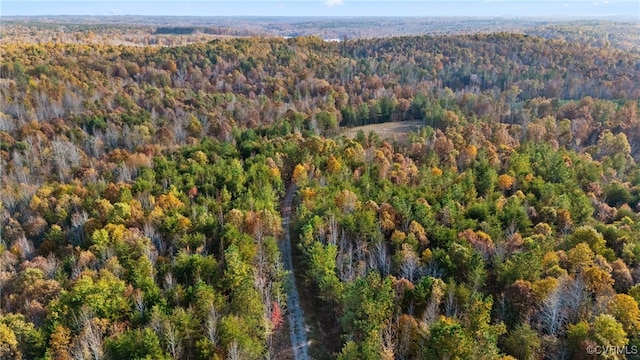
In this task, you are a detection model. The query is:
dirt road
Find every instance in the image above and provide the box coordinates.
[280,184,310,360]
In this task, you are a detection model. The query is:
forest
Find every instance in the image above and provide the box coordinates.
[0,19,640,359]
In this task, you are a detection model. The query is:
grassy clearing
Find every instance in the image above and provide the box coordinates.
[341,120,424,140]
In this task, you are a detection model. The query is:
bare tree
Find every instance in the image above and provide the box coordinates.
[10,150,29,184]
[424,258,443,278]
[444,282,458,318]
[70,339,86,360]
[423,279,445,327]
[327,213,338,246]
[563,275,587,323]
[69,315,104,360]
[71,211,89,245]
[164,320,183,360]
[13,235,35,259]
[134,290,145,318]
[51,139,81,181]
[354,239,368,279]
[337,240,355,282]
[144,221,167,255]
[71,306,93,333]
[227,340,241,360]
[0,114,15,133]
[206,304,219,345]
[105,123,120,149]
[370,240,391,276]
[399,243,419,283]
[84,320,104,360]
[115,162,132,183]
[84,135,105,159]
[164,272,175,292]
[43,254,60,279]
[0,270,13,311]
[538,285,568,336]
[381,322,396,360]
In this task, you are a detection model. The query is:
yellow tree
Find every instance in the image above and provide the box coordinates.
[0,323,19,358]
[608,294,640,337]
[292,164,308,185]
[498,174,516,191]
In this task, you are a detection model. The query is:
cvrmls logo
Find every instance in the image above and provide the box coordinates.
[586,345,639,355]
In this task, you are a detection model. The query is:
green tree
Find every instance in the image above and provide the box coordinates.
[105,327,168,360]
[50,269,130,323]
[306,241,342,301]
[592,314,628,359]
[423,316,473,360]
[567,226,607,255]
[503,323,541,360]
[341,272,394,343]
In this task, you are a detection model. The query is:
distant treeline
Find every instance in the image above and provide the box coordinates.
[154,26,256,37]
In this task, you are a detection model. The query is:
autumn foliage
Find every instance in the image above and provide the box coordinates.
[0,19,639,360]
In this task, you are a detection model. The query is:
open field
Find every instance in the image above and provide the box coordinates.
[341,120,424,139]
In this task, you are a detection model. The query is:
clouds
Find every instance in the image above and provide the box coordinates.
[324,0,344,7]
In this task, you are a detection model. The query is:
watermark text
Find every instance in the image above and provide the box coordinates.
[586,345,638,356]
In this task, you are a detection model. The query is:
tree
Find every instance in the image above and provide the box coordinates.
[4,27,640,360]
[335,189,359,214]
[498,174,516,191]
[316,110,339,135]
[105,328,167,360]
[292,164,308,185]
[0,313,46,359]
[49,325,71,360]
[608,294,640,337]
[51,270,130,324]
[591,314,628,358]
[538,284,568,336]
[423,316,473,360]
[341,272,394,344]
[306,241,342,301]
[223,245,263,321]
[567,226,607,255]
[0,323,19,359]
[463,294,506,359]
[567,320,590,357]
[395,314,419,359]
[70,317,106,360]
[398,243,420,283]
[503,323,541,360]
[610,259,632,292]
[502,280,535,326]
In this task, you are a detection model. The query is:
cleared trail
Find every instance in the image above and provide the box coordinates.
[280,184,310,360]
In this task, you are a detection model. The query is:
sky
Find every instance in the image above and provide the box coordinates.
[1,0,639,19]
